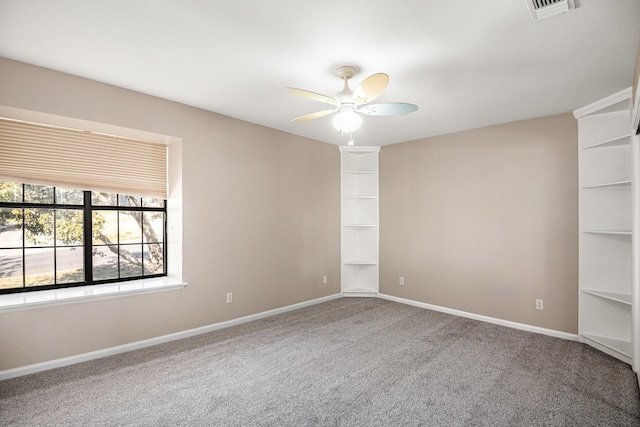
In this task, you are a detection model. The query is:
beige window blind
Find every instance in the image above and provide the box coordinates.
[0,118,167,199]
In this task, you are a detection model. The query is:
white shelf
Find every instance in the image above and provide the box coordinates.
[342,195,378,199]
[341,146,379,296]
[582,230,632,235]
[581,289,632,305]
[582,180,631,189]
[342,287,378,297]
[582,334,632,359]
[343,260,377,265]
[577,90,634,367]
[342,170,377,175]
[580,134,631,150]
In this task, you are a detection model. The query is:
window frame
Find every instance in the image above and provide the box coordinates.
[0,184,167,295]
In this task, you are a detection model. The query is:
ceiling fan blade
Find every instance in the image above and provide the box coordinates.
[286,87,340,106]
[359,102,419,116]
[352,73,389,105]
[291,109,336,123]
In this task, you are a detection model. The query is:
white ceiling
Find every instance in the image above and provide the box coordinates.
[0,0,639,146]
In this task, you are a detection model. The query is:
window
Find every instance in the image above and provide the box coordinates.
[0,181,166,294]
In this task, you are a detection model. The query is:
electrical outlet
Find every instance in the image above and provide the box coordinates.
[323,275,328,284]
[399,276,405,286]
[536,299,543,310]
[226,292,233,303]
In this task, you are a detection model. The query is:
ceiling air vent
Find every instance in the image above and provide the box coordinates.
[525,0,575,21]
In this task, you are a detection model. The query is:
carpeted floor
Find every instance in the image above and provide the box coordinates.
[1,297,639,426]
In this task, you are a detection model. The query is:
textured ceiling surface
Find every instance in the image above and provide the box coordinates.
[1,0,639,146]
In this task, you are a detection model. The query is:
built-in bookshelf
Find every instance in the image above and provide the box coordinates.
[340,146,379,297]
[575,88,633,364]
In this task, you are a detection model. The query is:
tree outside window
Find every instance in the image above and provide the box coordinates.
[0,181,166,292]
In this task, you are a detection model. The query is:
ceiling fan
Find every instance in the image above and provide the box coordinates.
[287,66,418,135]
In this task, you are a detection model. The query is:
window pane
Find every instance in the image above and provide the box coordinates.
[0,208,23,248]
[120,244,142,278]
[143,212,164,243]
[24,209,54,247]
[55,188,84,205]
[118,194,141,207]
[56,246,83,284]
[142,197,164,208]
[24,184,54,204]
[144,243,164,275]
[93,211,118,245]
[91,192,117,206]
[0,248,23,289]
[119,211,142,244]
[93,246,118,281]
[0,181,23,202]
[25,247,54,286]
[0,182,167,292]
[56,210,84,246]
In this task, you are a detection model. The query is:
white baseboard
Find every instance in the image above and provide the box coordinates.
[377,293,579,341]
[0,293,342,381]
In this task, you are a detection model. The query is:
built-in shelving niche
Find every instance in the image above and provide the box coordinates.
[576,90,634,365]
[340,146,380,297]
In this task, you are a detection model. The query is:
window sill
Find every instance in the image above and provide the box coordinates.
[0,277,188,313]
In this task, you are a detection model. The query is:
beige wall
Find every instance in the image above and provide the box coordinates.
[0,56,580,372]
[0,58,341,370]
[379,114,579,333]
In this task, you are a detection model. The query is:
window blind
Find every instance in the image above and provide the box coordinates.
[0,118,167,199]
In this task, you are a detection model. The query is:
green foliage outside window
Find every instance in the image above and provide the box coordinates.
[0,181,165,291]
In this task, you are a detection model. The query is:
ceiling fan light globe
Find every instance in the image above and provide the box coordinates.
[332,110,362,133]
